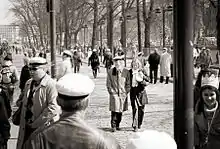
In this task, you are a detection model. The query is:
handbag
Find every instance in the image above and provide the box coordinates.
[12,103,22,126]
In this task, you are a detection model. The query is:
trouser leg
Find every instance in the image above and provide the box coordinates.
[165,76,169,84]
[154,69,158,84]
[149,67,153,83]
[116,112,122,128]
[138,105,145,128]
[111,111,117,128]
[160,76,164,83]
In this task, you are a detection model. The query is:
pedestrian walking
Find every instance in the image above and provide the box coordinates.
[0,55,19,104]
[129,59,148,132]
[57,50,73,80]
[88,49,100,78]
[126,130,177,149]
[0,84,12,149]
[148,48,160,84]
[159,48,172,84]
[23,73,121,149]
[194,69,220,149]
[16,57,60,149]
[106,55,131,132]
[73,50,82,73]
[103,49,114,72]
[19,57,31,92]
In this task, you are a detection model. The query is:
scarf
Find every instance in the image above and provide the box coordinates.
[132,70,143,87]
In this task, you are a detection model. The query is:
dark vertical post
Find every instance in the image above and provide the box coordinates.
[136,0,142,52]
[121,0,127,67]
[162,8,166,47]
[173,0,194,149]
[217,0,220,52]
[100,24,103,62]
[50,0,56,78]
[84,26,86,55]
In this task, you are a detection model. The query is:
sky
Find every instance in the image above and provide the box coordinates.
[0,0,14,25]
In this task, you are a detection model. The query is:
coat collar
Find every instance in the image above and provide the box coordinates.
[26,74,50,87]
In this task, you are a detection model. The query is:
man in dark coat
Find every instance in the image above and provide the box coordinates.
[148,48,160,84]
[103,49,113,72]
[24,73,121,149]
[19,57,31,92]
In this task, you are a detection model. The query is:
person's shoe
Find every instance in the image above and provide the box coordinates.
[116,127,121,131]
[133,127,138,132]
[111,127,116,132]
[138,125,141,129]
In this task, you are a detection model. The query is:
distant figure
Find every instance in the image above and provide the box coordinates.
[23,73,121,149]
[19,57,31,92]
[159,48,172,84]
[73,51,82,73]
[148,48,160,84]
[88,49,100,78]
[103,49,113,72]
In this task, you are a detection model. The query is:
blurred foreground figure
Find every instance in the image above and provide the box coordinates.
[126,130,177,149]
[24,73,121,149]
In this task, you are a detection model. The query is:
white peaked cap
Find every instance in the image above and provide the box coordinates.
[29,57,47,66]
[93,49,97,52]
[56,73,95,97]
[113,55,124,61]
[126,130,177,149]
[63,50,72,57]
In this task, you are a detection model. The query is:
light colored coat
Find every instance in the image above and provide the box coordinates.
[57,58,73,80]
[107,67,131,112]
[16,75,60,149]
[160,52,172,77]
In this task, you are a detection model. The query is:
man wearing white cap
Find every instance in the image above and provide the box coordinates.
[126,130,177,149]
[57,50,73,80]
[107,55,131,132]
[16,57,60,149]
[23,73,121,149]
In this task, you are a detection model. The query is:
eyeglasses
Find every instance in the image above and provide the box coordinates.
[29,67,38,71]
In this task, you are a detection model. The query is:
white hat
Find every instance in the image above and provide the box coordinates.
[56,73,95,98]
[29,57,47,66]
[126,130,177,149]
[113,55,124,61]
[93,49,97,52]
[2,60,12,67]
[138,52,143,56]
[63,50,72,57]
[201,69,219,89]
[106,49,111,52]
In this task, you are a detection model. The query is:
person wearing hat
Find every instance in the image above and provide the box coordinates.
[103,48,114,72]
[16,57,61,149]
[126,130,177,149]
[88,49,100,78]
[194,69,220,149]
[57,50,73,80]
[107,55,131,132]
[159,48,172,84]
[0,54,19,104]
[148,48,160,84]
[23,73,121,149]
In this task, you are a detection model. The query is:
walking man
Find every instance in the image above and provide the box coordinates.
[16,57,60,149]
[148,48,160,84]
[106,55,131,132]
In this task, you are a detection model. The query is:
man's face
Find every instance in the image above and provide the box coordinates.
[114,60,123,70]
[29,66,46,81]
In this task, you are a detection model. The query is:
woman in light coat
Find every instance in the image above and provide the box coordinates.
[159,48,172,84]
[57,50,73,80]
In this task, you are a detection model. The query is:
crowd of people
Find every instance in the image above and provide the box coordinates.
[5,43,220,149]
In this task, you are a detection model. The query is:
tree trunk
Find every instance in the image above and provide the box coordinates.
[143,0,154,56]
[107,0,114,52]
[136,0,141,52]
[217,0,220,52]
[64,0,69,49]
[91,0,98,50]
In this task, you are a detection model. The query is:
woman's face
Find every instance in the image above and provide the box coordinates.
[202,88,217,108]
[132,62,139,70]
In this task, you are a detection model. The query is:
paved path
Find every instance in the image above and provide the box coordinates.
[8,53,173,149]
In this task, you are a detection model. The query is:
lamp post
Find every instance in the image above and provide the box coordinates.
[99,20,105,62]
[155,5,173,47]
[82,24,88,55]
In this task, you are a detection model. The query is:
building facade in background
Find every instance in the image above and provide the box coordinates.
[0,25,20,43]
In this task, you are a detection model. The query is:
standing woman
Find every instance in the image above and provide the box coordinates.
[194,69,220,149]
[88,49,100,78]
[57,50,73,80]
[129,59,148,132]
